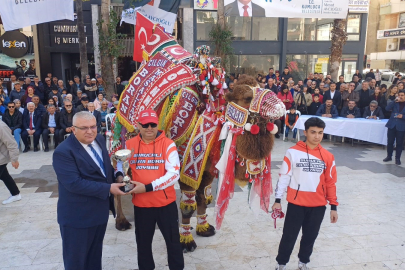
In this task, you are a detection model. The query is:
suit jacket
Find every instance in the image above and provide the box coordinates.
[53,134,121,228]
[22,111,43,131]
[363,106,384,119]
[42,112,61,129]
[89,110,102,133]
[385,101,405,131]
[316,104,339,118]
[60,109,76,130]
[323,90,342,108]
[2,110,23,131]
[224,1,266,17]
[71,83,85,97]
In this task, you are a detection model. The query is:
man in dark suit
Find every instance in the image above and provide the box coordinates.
[225,0,265,17]
[323,82,342,109]
[53,111,126,270]
[384,91,405,165]
[59,101,76,144]
[21,102,43,152]
[71,76,85,97]
[87,102,102,133]
[42,105,61,152]
[316,99,339,118]
[363,100,384,120]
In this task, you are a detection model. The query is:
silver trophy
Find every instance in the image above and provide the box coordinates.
[113,149,134,193]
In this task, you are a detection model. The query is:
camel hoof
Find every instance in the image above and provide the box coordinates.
[196,224,216,237]
[115,219,132,231]
[181,240,197,253]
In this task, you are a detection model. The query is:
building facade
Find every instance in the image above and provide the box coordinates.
[368,0,405,72]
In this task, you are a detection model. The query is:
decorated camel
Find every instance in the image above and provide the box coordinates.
[108,24,286,252]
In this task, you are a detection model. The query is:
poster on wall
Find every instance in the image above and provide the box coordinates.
[399,13,405,28]
[195,0,349,18]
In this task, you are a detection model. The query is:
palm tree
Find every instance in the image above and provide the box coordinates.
[76,0,89,81]
[330,19,348,82]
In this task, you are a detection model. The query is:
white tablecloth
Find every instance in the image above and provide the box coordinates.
[295,115,388,145]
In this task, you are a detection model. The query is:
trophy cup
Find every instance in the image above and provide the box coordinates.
[113,149,134,193]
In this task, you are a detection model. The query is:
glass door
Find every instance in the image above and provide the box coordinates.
[340,61,357,82]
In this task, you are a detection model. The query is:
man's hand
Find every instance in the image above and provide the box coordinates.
[272,202,282,212]
[330,210,338,223]
[49,128,55,134]
[110,183,126,195]
[66,127,71,132]
[101,122,106,127]
[128,181,146,194]
[398,114,403,119]
[28,130,35,135]
[347,115,354,118]
[11,161,19,169]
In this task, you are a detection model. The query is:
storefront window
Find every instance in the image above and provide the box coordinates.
[308,55,330,76]
[252,17,278,41]
[228,55,279,77]
[226,16,252,41]
[347,14,361,41]
[287,18,316,41]
[196,11,217,41]
[316,18,333,41]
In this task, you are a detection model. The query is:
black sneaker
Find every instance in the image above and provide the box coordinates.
[383,157,392,162]
[34,147,39,152]
[275,133,280,139]
[396,159,401,165]
[44,147,49,152]
[23,147,30,153]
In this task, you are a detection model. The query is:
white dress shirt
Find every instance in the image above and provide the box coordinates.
[79,140,105,177]
[330,90,335,99]
[238,0,252,16]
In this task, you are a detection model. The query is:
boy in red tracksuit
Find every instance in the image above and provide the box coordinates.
[126,109,184,270]
[273,117,338,270]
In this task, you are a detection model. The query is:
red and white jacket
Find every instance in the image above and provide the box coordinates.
[275,141,338,210]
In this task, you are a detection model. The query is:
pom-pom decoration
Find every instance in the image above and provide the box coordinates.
[250,124,260,135]
[244,123,252,131]
[266,122,278,135]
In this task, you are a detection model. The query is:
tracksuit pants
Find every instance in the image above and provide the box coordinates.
[134,201,184,270]
[0,164,20,196]
[276,203,326,265]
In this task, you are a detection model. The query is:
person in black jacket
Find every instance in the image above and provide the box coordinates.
[71,76,85,97]
[59,100,76,144]
[87,102,102,133]
[340,101,361,118]
[308,95,321,115]
[363,100,384,120]
[365,69,376,80]
[31,76,45,104]
[21,102,43,152]
[323,82,342,109]
[42,105,61,152]
[2,101,23,148]
[114,76,125,98]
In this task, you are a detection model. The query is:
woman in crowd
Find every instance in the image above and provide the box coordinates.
[67,80,74,94]
[110,101,119,113]
[383,85,398,119]
[370,86,382,105]
[13,99,24,114]
[277,84,294,111]
[47,97,60,112]
[0,99,6,114]
[21,86,35,108]
[294,86,312,115]
[259,77,266,88]
[0,87,10,106]
[94,93,104,111]
[109,94,118,108]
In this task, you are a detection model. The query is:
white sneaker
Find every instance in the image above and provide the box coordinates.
[2,194,22,205]
[275,265,287,270]
[298,261,310,270]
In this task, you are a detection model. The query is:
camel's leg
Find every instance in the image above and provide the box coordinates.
[195,170,216,237]
[115,194,132,231]
[179,182,197,253]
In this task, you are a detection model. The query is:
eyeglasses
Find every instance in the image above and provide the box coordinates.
[74,125,97,131]
[65,105,72,107]
[8,106,14,108]
[139,123,157,129]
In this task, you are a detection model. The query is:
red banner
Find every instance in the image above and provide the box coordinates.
[134,12,154,62]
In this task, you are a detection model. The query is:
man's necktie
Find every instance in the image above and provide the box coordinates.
[29,113,33,130]
[243,5,249,17]
[88,144,106,176]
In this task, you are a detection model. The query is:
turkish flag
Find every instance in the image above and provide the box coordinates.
[134,12,154,62]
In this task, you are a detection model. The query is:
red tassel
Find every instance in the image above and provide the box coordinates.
[251,124,260,135]
[199,74,205,81]
[245,173,249,179]
[266,122,274,132]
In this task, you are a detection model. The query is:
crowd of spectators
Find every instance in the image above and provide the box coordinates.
[0,73,123,153]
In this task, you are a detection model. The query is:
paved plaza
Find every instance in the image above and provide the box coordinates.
[1,139,405,270]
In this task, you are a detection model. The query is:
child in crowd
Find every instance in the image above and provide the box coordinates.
[284,107,299,142]
[309,94,322,115]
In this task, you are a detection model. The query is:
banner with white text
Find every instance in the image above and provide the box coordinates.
[0,0,74,32]
[195,0,349,19]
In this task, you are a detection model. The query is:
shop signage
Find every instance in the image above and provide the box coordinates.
[377,28,405,39]
[348,0,369,14]
[0,31,29,58]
